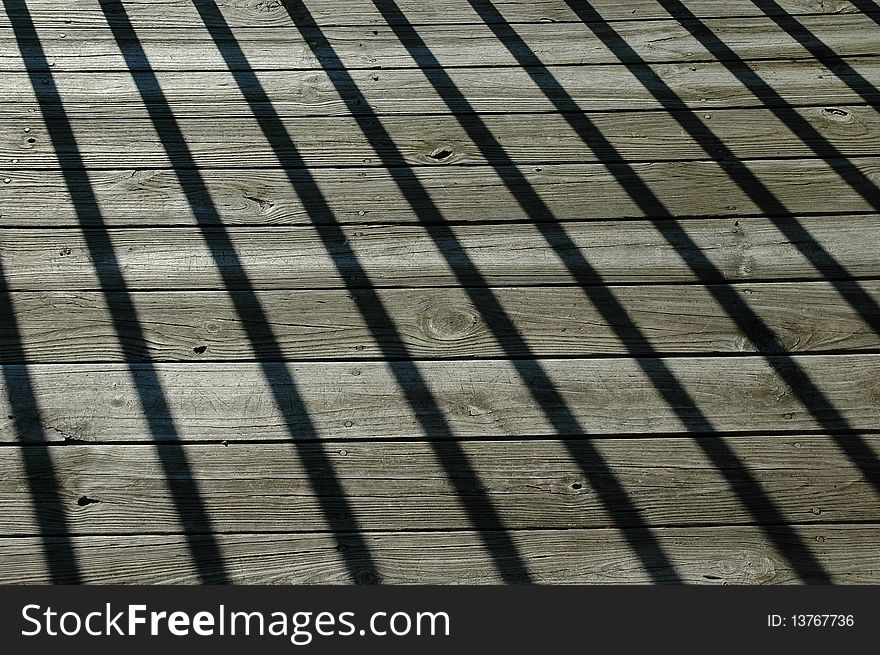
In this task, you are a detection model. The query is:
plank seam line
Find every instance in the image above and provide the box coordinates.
[3,429,877,448]
[6,429,880,448]
[4,277,880,293]
[2,11,876,29]
[4,352,875,364]
[8,153,880,173]
[3,210,878,230]
[12,100,880,118]
[14,151,880,172]
[7,52,880,73]
[3,350,880,367]
[5,280,877,291]
[1,521,878,540]
[10,52,880,73]
[0,9,876,28]
[9,101,878,116]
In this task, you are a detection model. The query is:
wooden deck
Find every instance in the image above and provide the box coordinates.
[0,0,879,584]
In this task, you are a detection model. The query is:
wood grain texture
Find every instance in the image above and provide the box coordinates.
[3,158,880,226]
[5,106,880,169]
[1,435,876,535]
[0,524,877,583]
[1,355,877,443]
[2,282,877,363]
[0,0,864,29]
[5,58,879,118]
[1,0,879,587]
[2,15,878,72]
[1,216,877,290]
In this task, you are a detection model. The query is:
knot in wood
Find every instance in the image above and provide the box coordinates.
[420,304,479,341]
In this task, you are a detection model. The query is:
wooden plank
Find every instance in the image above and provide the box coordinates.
[1,216,877,290]
[5,58,880,118]
[1,435,876,535]
[1,15,877,72]
[0,0,865,29]
[1,355,876,442]
[0,524,877,583]
[3,159,880,226]
[6,107,879,169]
[2,282,877,363]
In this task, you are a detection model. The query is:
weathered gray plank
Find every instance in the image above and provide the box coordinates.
[1,216,877,290]
[2,282,877,363]
[1,435,876,535]
[5,58,879,118]
[1,355,876,442]
[1,15,877,71]
[0,0,864,29]
[1,524,877,583]
[3,159,880,226]
[6,107,878,169]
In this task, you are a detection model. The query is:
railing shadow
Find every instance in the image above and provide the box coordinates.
[0,261,81,583]
[552,0,880,489]
[7,0,871,584]
[746,0,880,107]
[4,0,229,584]
[648,0,880,332]
[95,0,388,585]
[353,0,868,582]
[189,0,688,582]
[848,0,880,25]
[209,0,735,582]
[460,0,880,505]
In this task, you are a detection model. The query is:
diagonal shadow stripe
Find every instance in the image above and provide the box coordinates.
[4,0,229,584]
[554,0,880,492]
[462,0,880,538]
[746,0,880,106]
[847,1,880,26]
[362,0,847,582]
[0,261,81,583]
[650,0,880,335]
[97,0,385,584]
[179,0,542,583]
[232,0,693,582]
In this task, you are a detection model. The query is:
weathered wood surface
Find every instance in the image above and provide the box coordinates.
[1,0,879,586]
[5,58,880,117]
[1,355,877,443]
[2,282,877,363]
[5,107,879,169]
[3,158,880,226]
[1,524,877,584]
[1,216,877,290]
[0,0,865,29]
[1,436,876,534]
[2,15,879,72]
